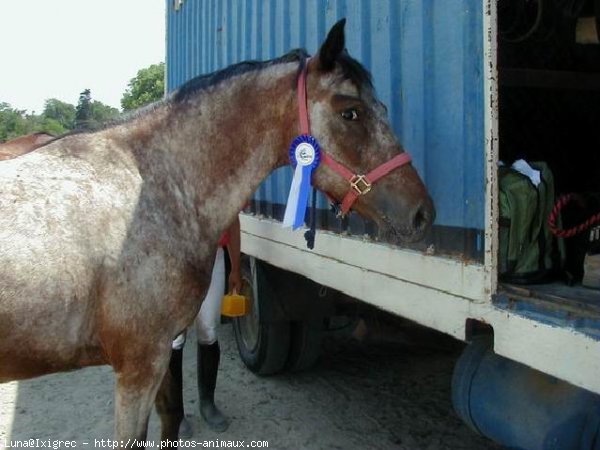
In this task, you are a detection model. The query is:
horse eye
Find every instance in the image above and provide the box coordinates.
[341,108,359,121]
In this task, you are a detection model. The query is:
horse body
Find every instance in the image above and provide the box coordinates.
[1,63,300,439]
[0,21,434,444]
[0,136,144,379]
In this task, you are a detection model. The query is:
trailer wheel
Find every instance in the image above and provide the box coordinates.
[232,256,290,375]
[286,320,322,372]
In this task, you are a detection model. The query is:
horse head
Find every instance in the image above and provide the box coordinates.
[305,20,435,243]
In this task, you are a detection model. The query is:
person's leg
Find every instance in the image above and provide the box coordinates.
[169,330,194,439]
[155,331,192,439]
[195,248,229,432]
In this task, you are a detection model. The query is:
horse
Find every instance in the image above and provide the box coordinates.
[0,131,55,161]
[0,20,434,445]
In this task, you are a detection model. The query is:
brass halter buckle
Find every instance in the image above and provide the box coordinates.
[349,175,372,195]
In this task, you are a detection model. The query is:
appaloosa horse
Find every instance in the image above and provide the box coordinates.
[0,131,55,161]
[0,20,434,445]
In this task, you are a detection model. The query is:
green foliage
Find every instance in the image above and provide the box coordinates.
[0,103,57,141]
[43,99,76,131]
[121,63,165,111]
[1,64,161,141]
[90,101,119,126]
[0,102,30,141]
[75,89,93,130]
[39,117,67,136]
[74,89,119,130]
[1,96,119,143]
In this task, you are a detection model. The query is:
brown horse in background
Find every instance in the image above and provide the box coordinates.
[0,131,55,161]
[0,20,434,446]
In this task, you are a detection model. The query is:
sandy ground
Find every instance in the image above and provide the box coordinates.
[0,322,499,450]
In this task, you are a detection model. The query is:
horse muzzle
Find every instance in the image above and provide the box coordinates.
[363,186,435,244]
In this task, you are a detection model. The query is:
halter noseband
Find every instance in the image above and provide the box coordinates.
[296,58,412,215]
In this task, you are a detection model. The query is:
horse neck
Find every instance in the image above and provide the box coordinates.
[120,63,299,248]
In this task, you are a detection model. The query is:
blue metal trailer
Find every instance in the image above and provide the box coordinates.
[166,1,600,447]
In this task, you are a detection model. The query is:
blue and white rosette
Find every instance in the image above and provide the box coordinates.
[282,134,321,230]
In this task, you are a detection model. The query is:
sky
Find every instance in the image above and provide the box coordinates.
[0,0,165,114]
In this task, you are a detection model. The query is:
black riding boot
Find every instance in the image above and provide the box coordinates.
[197,341,230,432]
[172,348,194,438]
[156,347,192,439]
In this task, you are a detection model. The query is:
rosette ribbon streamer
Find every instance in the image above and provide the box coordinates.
[282,135,321,229]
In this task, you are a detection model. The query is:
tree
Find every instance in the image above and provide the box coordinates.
[43,99,76,131]
[0,102,31,142]
[38,117,67,136]
[121,63,165,111]
[90,101,119,127]
[0,101,74,140]
[75,89,93,130]
[1,91,119,142]
[74,89,119,130]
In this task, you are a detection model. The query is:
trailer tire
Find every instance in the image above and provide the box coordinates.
[232,256,290,375]
[286,320,322,372]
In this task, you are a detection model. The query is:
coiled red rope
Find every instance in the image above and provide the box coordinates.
[548,193,600,238]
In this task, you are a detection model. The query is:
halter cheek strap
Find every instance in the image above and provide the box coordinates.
[297,59,412,215]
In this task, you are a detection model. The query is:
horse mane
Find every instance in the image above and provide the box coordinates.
[172,47,373,104]
[37,47,373,149]
[172,49,310,103]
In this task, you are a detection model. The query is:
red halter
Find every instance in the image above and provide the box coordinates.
[296,59,412,215]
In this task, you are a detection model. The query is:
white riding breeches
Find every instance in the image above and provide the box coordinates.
[172,247,225,349]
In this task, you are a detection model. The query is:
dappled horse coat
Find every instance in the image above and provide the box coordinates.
[0,20,434,445]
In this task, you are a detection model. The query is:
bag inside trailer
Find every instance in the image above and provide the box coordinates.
[497,0,600,316]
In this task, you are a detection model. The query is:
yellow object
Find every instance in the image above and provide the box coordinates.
[221,293,250,317]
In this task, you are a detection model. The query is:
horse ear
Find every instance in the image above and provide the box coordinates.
[317,18,346,72]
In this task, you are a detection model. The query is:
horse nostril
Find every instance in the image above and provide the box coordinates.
[412,203,432,232]
[413,208,426,231]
